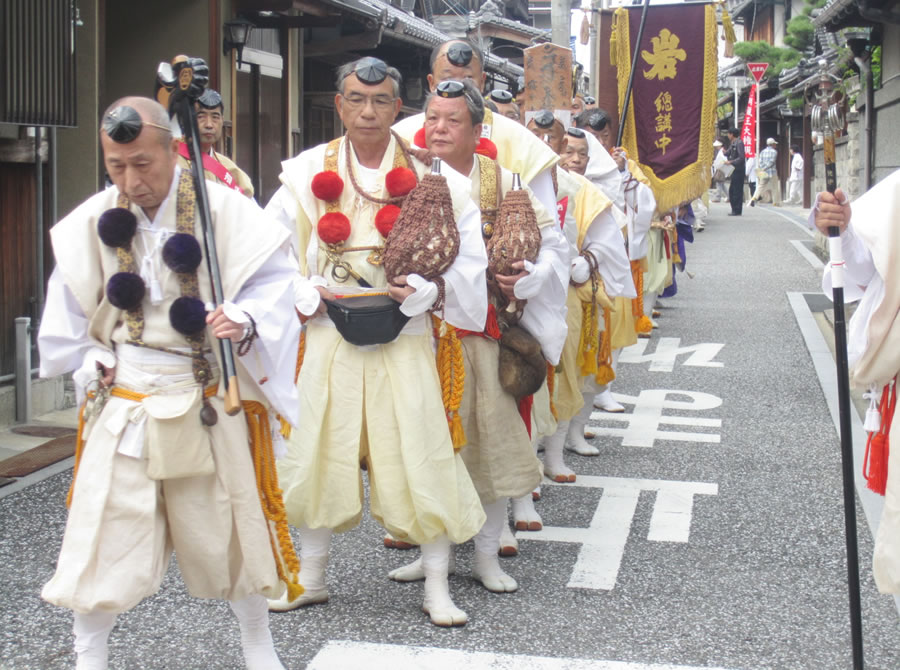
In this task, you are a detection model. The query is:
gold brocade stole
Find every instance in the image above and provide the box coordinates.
[115,170,212,385]
[477,153,501,238]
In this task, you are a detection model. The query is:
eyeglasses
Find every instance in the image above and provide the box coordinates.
[436,80,465,98]
[341,93,397,110]
[490,89,512,103]
[566,127,586,139]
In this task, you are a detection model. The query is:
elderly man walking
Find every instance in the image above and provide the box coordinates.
[750,137,781,206]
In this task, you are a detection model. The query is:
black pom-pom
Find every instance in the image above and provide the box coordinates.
[98,208,138,248]
[106,272,145,310]
[170,296,208,335]
[162,233,203,274]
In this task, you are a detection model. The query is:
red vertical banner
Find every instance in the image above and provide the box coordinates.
[741,84,756,159]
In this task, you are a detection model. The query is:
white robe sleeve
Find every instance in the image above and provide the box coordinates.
[527,167,558,227]
[820,223,877,302]
[437,200,488,331]
[517,221,570,365]
[228,242,301,425]
[38,267,117,405]
[583,209,635,299]
[625,179,656,260]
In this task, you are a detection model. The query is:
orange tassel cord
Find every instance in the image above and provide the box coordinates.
[433,315,467,450]
[595,307,616,385]
[578,299,599,377]
[631,259,653,334]
[294,330,306,384]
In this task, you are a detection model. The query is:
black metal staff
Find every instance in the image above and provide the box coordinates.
[615,0,652,147]
[165,58,242,416]
[813,57,864,670]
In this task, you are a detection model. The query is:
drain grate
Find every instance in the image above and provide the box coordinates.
[10,425,77,439]
[0,435,76,478]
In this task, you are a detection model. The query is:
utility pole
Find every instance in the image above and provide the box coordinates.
[551,0,570,48]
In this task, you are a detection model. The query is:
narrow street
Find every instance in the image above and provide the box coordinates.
[2,202,899,670]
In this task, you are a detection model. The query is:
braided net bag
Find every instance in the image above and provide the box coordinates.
[383,160,460,284]
[486,175,541,319]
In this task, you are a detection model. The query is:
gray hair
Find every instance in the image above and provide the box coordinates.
[335,59,402,98]
[423,78,485,127]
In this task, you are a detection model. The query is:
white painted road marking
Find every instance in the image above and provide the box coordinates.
[619,338,725,372]
[522,476,718,590]
[589,390,722,447]
[306,640,737,669]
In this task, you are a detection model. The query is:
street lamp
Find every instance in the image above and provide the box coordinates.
[223,18,254,68]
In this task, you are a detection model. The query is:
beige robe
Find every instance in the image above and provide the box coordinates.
[41,176,291,613]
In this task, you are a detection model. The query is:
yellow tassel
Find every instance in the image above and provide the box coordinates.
[433,315,466,450]
[596,364,616,386]
[287,580,305,602]
[578,300,599,377]
[66,401,88,508]
[449,412,467,451]
[610,30,617,67]
[294,330,306,384]
[278,415,291,440]
[547,361,558,421]
[636,315,653,334]
[721,3,737,46]
[595,307,616,385]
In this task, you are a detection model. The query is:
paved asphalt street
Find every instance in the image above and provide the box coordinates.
[2,201,899,669]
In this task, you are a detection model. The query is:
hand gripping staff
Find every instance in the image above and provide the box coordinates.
[157,57,241,416]
[812,57,864,670]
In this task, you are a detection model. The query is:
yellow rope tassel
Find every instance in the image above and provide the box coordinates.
[243,400,303,602]
[720,2,736,57]
[66,401,88,508]
[595,308,616,385]
[294,330,306,385]
[547,361,558,421]
[577,300,599,377]
[433,315,466,450]
[609,18,617,66]
[631,259,653,334]
[277,415,291,440]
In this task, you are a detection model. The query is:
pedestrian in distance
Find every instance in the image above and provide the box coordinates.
[787,144,804,205]
[724,127,745,216]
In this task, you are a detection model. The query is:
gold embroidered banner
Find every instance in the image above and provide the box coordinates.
[612,3,718,213]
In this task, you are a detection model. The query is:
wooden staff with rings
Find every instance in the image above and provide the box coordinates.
[812,57,864,670]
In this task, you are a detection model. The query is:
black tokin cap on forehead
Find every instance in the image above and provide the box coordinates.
[446,42,474,66]
[354,57,388,85]
[490,89,513,103]
[198,88,223,109]
[533,110,556,129]
[103,106,144,144]
[436,80,465,98]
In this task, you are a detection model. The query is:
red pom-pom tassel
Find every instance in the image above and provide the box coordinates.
[476,138,498,160]
[375,205,401,238]
[385,167,417,198]
[311,171,344,201]
[317,212,351,245]
[413,127,426,148]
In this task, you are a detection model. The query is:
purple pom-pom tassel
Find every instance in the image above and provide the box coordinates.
[170,296,208,335]
[106,272,145,310]
[98,208,138,248]
[162,233,203,274]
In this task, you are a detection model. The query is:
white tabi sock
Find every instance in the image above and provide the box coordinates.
[472,498,518,592]
[542,421,576,482]
[566,392,600,456]
[421,536,467,627]
[388,548,456,582]
[230,595,285,670]
[593,351,624,413]
[73,610,116,670]
[268,526,331,612]
[498,519,519,555]
[511,491,542,530]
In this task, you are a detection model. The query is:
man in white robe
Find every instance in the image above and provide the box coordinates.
[265,57,487,627]
[38,97,299,670]
[813,177,900,594]
[387,79,566,593]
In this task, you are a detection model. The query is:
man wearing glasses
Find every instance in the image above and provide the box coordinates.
[264,57,487,628]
